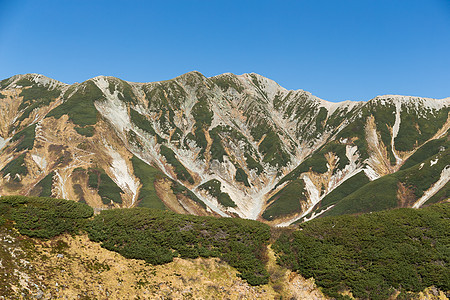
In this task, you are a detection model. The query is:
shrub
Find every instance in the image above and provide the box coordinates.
[87,208,271,285]
[273,204,450,299]
[0,196,93,239]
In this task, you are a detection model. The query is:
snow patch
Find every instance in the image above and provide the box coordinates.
[391,101,403,165]
[31,154,47,171]
[319,99,360,117]
[93,77,131,133]
[413,165,450,208]
[302,174,320,208]
[0,137,10,151]
[364,165,381,181]
[105,144,139,207]
[302,205,335,223]
[430,158,438,166]
[54,170,68,200]
[373,95,450,111]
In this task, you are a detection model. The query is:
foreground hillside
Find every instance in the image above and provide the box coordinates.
[0,196,448,299]
[0,73,448,224]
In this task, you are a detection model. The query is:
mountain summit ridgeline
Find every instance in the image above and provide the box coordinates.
[0,72,448,225]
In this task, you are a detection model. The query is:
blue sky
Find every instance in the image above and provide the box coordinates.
[0,0,449,102]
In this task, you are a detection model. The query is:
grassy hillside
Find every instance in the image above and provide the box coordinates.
[274,203,450,300]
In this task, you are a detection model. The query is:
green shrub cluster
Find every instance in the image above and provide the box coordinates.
[74,126,95,137]
[273,204,450,299]
[34,172,54,197]
[160,145,194,184]
[315,107,328,130]
[313,144,449,218]
[425,181,449,206]
[129,108,164,143]
[88,168,123,204]
[211,75,244,93]
[130,155,166,209]
[262,178,306,221]
[10,124,36,151]
[235,167,250,187]
[87,208,271,285]
[198,179,236,208]
[17,80,60,102]
[170,127,183,142]
[171,181,207,209]
[258,130,290,168]
[295,171,370,223]
[275,140,349,189]
[245,153,263,175]
[395,108,448,152]
[117,80,137,104]
[192,96,213,128]
[47,81,102,126]
[15,81,61,125]
[0,153,28,181]
[400,137,448,171]
[209,127,227,162]
[0,195,93,239]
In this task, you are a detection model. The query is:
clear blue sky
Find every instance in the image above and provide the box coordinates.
[0,0,449,102]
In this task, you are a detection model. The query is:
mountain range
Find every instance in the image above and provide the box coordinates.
[0,72,448,225]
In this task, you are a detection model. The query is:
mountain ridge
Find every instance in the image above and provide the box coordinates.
[6,71,450,103]
[0,71,448,224]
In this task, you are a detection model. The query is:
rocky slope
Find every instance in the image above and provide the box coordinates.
[0,72,448,224]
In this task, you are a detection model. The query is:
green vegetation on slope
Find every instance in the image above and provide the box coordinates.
[262,179,306,221]
[273,203,450,300]
[87,208,270,286]
[15,82,61,126]
[198,179,236,208]
[88,168,123,205]
[321,174,399,218]
[235,167,250,187]
[74,126,95,137]
[160,145,194,184]
[209,127,227,162]
[47,81,102,126]
[371,102,397,165]
[250,123,290,168]
[245,153,263,175]
[1,195,448,295]
[321,171,370,208]
[171,181,207,209]
[296,171,371,223]
[1,153,28,181]
[131,155,166,210]
[276,141,350,189]
[425,181,449,206]
[10,124,36,151]
[34,172,54,197]
[319,146,449,218]
[129,108,164,143]
[400,137,448,170]
[0,196,93,239]
[395,107,448,152]
[210,75,244,93]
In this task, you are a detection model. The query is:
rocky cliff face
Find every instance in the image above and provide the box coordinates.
[0,72,448,224]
